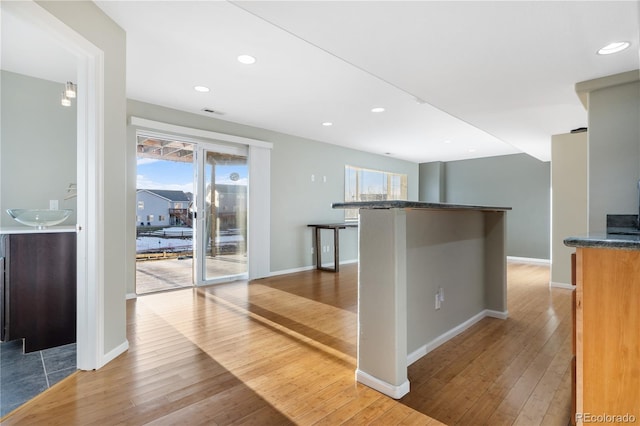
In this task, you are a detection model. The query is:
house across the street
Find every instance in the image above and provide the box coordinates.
[136,189,192,227]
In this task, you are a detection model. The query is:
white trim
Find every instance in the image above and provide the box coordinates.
[355,369,410,399]
[130,117,273,150]
[126,293,138,300]
[4,0,107,372]
[549,281,576,290]
[407,309,508,366]
[269,265,316,277]
[268,258,358,278]
[100,340,129,367]
[507,256,550,265]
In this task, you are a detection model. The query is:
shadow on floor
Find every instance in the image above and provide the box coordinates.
[0,340,76,417]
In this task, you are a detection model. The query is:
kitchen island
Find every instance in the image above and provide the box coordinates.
[332,201,511,398]
[564,232,640,423]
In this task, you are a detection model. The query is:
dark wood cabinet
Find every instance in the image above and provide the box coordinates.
[1,232,76,352]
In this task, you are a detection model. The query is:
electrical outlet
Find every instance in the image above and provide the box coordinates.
[49,200,59,210]
[435,293,441,310]
[438,287,444,302]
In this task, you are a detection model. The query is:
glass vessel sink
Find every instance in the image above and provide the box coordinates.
[6,209,73,229]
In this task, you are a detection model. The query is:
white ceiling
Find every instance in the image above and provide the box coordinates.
[1,8,77,84]
[4,1,640,163]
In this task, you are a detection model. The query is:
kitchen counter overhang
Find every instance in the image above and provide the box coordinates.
[332,200,511,212]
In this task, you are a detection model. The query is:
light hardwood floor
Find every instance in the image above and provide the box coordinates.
[2,262,571,425]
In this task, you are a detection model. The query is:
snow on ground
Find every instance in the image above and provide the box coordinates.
[136,227,243,253]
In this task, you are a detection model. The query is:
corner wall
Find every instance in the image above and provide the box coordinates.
[37,0,128,360]
[551,132,587,286]
[421,153,550,260]
[586,79,640,231]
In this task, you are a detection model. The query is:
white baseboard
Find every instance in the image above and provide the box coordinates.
[507,256,550,265]
[549,281,576,290]
[355,369,410,399]
[407,308,508,366]
[269,265,315,277]
[99,339,129,369]
[269,258,358,277]
[126,292,137,300]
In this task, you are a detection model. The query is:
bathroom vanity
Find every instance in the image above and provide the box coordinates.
[1,227,76,352]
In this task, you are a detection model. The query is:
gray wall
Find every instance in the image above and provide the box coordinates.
[0,71,77,227]
[127,100,419,293]
[423,153,550,260]
[551,132,587,286]
[587,80,640,231]
[418,161,445,203]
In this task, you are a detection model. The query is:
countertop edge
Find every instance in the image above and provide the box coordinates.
[0,225,77,235]
[332,201,511,211]
[564,235,640,250]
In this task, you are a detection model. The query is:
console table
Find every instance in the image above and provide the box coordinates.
[307,222,358,272]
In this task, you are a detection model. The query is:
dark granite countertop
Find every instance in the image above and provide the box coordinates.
[564,232,640,250]
[331,200,511,212]
[566,214,640,250]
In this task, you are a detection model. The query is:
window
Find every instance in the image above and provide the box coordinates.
[344,165,407,220]
[138,201,144,210]
[158,215,165,222]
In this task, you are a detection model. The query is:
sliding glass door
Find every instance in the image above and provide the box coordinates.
[195,144,248,285]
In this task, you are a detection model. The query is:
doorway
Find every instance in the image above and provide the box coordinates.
[135,134,248,294]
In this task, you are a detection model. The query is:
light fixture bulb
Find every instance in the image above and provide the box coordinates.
[194,85,210,93]
[371,107,385,113]
[322,122,333,126]
[597,41,630,55]
[61,92,71,107]
[65,81,77,98]
[237,54,256,65]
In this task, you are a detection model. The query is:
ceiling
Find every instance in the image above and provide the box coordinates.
[4,2,639,163]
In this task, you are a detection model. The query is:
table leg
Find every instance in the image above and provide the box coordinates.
[315,227,322,270]
[333,227,340,272]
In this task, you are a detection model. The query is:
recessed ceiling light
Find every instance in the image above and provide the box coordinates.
[322,122,333,126]
[597,41,630,55]
[237,54,256,65]
[371,107,385,113]
[468,148,477,153]
[194,85,210,93]
[443,140,452,144]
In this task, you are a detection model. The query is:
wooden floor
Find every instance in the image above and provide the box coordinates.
[2,262,571,425]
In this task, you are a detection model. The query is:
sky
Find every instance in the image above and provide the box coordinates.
[137,158,248,193]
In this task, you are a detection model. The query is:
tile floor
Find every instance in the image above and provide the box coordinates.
[0,340,76,417]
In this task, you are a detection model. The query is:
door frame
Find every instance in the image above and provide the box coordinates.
[195,143,249,286]
[130,117,273,281]
[5,1,105,370]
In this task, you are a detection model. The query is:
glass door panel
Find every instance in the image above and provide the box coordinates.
[196,146,248,285]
